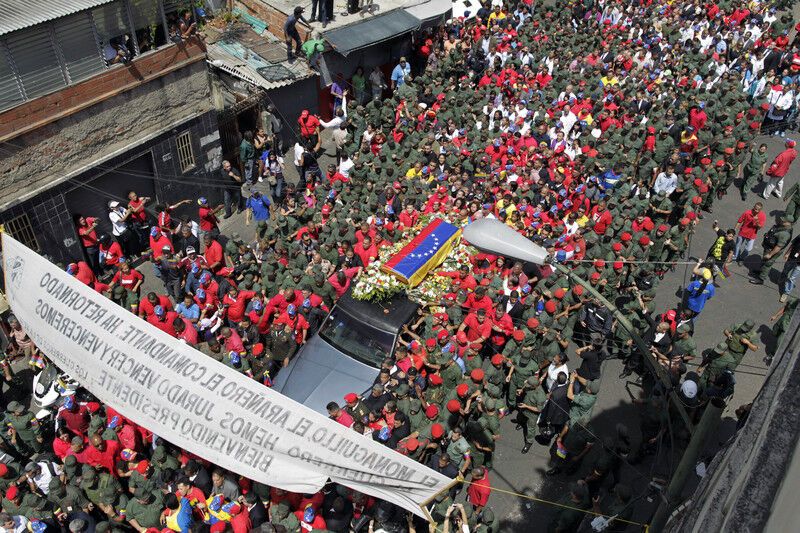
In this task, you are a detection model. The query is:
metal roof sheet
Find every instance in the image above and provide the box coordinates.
[323,9,419,56]
[0,0,115,36]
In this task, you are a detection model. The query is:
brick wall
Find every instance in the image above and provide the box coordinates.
[235,0,311,40]
[0,37,208,142]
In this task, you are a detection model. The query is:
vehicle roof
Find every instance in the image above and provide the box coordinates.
[335,290,420,333]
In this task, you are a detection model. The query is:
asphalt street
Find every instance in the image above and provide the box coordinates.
[4,130,793,531]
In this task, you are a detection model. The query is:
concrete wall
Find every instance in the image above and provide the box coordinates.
[235,0,311,40]
[0,39,211,211]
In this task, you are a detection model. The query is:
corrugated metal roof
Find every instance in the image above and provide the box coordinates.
[206,41,316,91]
[0,0,114,36]
[323,9,419,56]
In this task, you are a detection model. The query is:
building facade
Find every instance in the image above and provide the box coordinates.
[0,0,223,264]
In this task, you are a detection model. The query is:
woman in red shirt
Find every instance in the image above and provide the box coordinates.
[74,214,101,274]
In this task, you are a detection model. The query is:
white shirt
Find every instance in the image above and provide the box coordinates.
[338,157,354,178]
[108,207,128,236]
[546,363,569,390]
[293,142,304,166]
[0,515,28,533]
[653,172,678,195]
[28,461,62,494]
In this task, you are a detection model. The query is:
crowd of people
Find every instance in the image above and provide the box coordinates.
[3,0,800,532]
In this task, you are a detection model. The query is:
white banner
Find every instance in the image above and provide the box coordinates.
[2,234,450,517]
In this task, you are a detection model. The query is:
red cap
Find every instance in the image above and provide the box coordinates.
[470,369,485,382]
[456,331,468,344]
[693,178,703,187]
[425,338,437,348]
[393,181,402,190]
[658,224,669,232]
[572,285,584,295]
[679,217,690,226]
[513,329,525,341]
[684,167,694,175]
[687,212,697,221]
[545,300,557,313]
[750,121,760,130]
[6,486,18,500]
[431,423,445,438]
[643,219,654,231]
[425,405,439,418]
[593,259,606,268]
[136,460,150,475]
[700,157,711,165]
[456,383,469,397]
[429,374,443,386]
[787,140,797,148]
[760,103,770,111]
[447,399,462,413]
[438,185,447,194]
[590,272,601,280]
[0,464,7,477]
[692,196,702,205]
[321,204,332,215]
[491,354,504,365]
[252,343,264,356]
[554,288,566,299]
[437,329,449,341]
[737,141,747,149]
[621,232,632,242]
[344,393,358,403]
[405,437,419,451]
[526,317,539,329]
[612,242,622,251]
[613,261,624,270]
[639,236,651,245]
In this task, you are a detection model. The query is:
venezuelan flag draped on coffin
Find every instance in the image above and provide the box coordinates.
[381,218,462,287]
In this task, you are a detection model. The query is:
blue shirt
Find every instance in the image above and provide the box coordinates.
[686,280,715,313]
[247,195,271,221]
[176,302,200,321]
[391,63,410,86]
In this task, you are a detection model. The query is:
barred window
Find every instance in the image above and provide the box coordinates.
[176,131,195,173]
[4,214,39,251]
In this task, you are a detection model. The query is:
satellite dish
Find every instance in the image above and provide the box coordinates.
[462,218,549,266]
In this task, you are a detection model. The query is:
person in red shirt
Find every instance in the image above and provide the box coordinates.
[198,197,219,234]
[74,214,101,274]
[274,304,310,345]
[590,200,613,235]
[220,327,245,355]
[127,191,149,224]
[174,317,199,346]
[298,110,321,146]
[437,265,478,291]
[326,402,354,428]
[176,476,209,521]
[223,287,255,325]
[764,139,798,199]
[458,309,493,345]
[147,305,179,336]
[263,287,303,321]
[57,396,90,437]
[67,261,96,287]
[149,227,173,260]
[489,306,514,351]
[203,234,226,274]
[139,292,173,319]
[85,433,121,476]
[466,466,491,512]
[109,260,144,294]
[99,234,124,271]
[353,236,378,267]
[464,286,494,312]
[155,199,191,235]
[734,202,766,262]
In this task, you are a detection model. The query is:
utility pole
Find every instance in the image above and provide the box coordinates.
[551,263,695,431]
[649,398,725,532]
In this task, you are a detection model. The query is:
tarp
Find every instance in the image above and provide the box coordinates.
[1,233,450,517]
[323,9,419,56]
[381,218,461,286]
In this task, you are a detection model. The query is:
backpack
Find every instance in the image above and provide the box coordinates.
[762,225,779,250]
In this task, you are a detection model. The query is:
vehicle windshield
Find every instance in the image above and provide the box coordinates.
[318,307,396,367]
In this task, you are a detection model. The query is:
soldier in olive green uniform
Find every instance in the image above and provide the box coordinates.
[126,487,165,531]
[270,501,301,533]
[3,401,43,455]
[753,214,794,284]
[700,342,737,388]
[518,376,547,453]
[741,143,768,201]
[47,477,90,518]
[507,354,538,411]
[81,467,123,508]
[724,320,758,366]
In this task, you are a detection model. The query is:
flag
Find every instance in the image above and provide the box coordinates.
[382,219,461,287]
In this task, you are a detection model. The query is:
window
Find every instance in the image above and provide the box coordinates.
[0,43,24,111]
[54,13,105,83]
[176,132,195,172]
[4,214,39,251]
[4,27,67,99]
[91,1,136,65]
[129,0,168,53]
